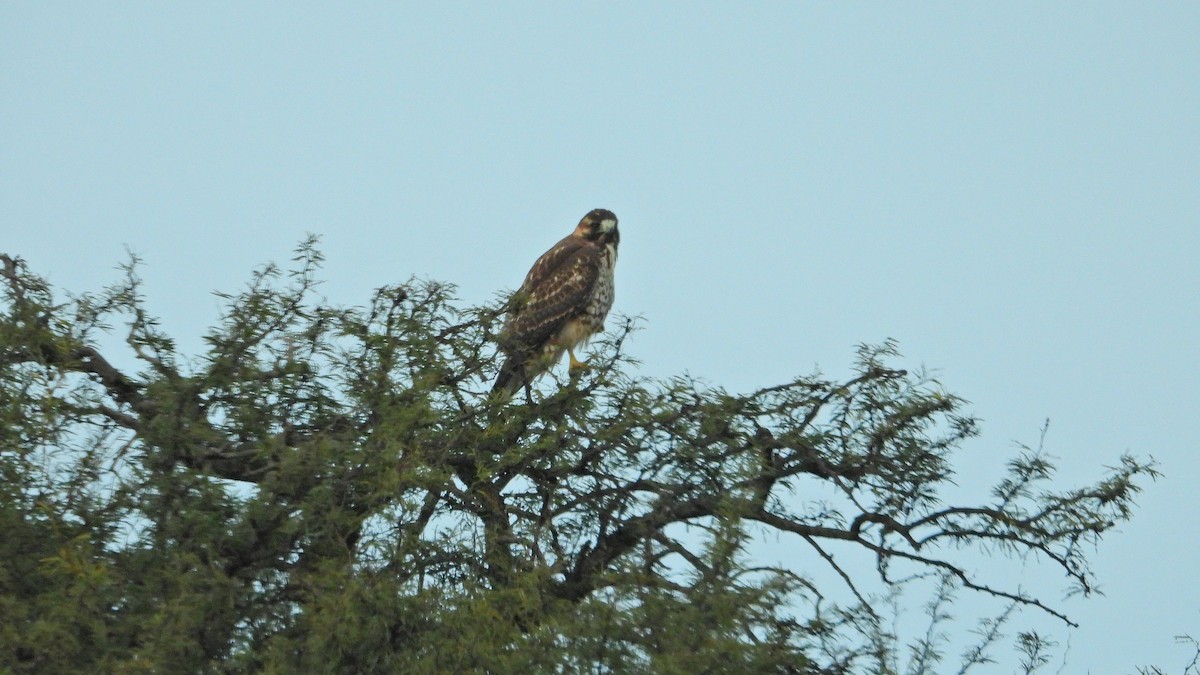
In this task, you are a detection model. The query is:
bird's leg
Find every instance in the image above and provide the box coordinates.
[567,346,589,373]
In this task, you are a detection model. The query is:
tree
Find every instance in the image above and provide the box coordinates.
[0,241,1157,673]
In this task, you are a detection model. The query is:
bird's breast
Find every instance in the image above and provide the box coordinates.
[586,245,616,320]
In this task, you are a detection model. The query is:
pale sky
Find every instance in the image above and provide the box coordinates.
[3,3,1198,671]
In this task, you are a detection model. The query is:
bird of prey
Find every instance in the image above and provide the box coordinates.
[492,208,620,398]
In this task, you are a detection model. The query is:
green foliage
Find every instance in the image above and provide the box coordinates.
[0,244,1159,673]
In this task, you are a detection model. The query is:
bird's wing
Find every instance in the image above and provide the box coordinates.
[502,242,599,355]
[518,234,585,294]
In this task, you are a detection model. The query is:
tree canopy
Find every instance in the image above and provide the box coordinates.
[0,241,1157,673]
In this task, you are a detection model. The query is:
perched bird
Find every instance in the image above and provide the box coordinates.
[492,208,620,398]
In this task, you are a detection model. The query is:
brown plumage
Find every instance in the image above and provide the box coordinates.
[492,209,620,398]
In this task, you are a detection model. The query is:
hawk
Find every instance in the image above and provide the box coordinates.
[492,208,620,398]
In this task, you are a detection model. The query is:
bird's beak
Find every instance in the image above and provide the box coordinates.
[598,218,617,233]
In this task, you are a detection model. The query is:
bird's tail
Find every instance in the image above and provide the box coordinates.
[491,358,526,400]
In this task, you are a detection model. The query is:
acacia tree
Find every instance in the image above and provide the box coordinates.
[0,241,1156,673]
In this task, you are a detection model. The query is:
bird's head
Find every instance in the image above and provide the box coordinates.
[574,208,619,246]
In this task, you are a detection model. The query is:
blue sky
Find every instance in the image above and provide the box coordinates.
[3,3,1197,671]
